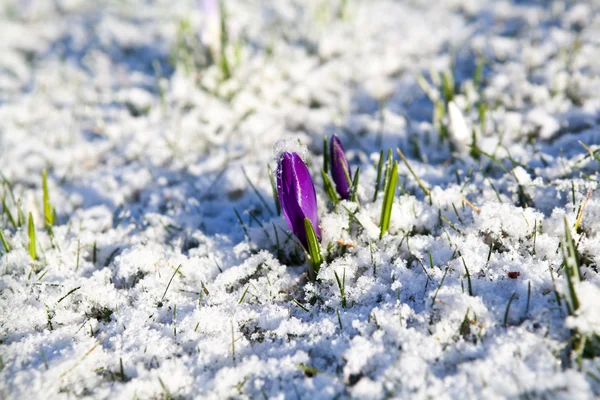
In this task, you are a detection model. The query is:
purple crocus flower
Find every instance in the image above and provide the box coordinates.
[276,152,321,249]
[330,135,352,199]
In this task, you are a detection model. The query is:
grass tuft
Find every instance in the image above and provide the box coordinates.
[334,269,347,308]
[28,213,37,261]
[42,169,54,229]
[304,218,323,281]
[561,218,580,313]
[373,150,385,202]
[321,169,339,206]
[0,229,11,253]
[350,167,360,204]
[379,161,398,239]
[267,164,281,216]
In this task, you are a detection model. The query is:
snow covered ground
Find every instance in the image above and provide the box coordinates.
[1,0,600,398]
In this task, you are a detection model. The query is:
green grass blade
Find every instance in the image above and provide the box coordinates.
[304,218,322,281]
[17,199,25,227]
[379,161,398,239]
[219,0,231,79]
[441,70,454,103]
[396,148,430,196]
[234,208,250,241]
[503,292,516,328]
[242,167,274,216]
[334,269,347,308]
[28,212,37,260]
[1,197,16,228]
[382,149,393,193]
[434,100,447,141]
[350,167,360,203]
[478,102,487,135]
[0,229,11,253]
[267,164,281,215]
[562,217,580,312]
[321,169,339,206]
[43,169,54,228]
[373,150,385,202]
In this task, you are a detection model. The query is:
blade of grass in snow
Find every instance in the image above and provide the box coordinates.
[1,196,16,228]
[380,149,393,194]
[334,269,346,308]
[434,100,447,141]
[42,169,54,228]
[574,190,591,231]
[441,70,454,103]
[342,205,365,230]
[321,169,339,206]
[417,74,437,102]
[218,0,231,79]
[373,150,385,202]
[238,285,250,304]
[161,264,182,301]
[431,266,450,307]
[304,218,322,281]
[291,298,309,312]
[17,199,25,227]
[234,208,250,241]
[503,292,516,328]
[462,256,473,296]
[579,141,600,167]
[242,167,274,217]
[478,102,487,135]
[350,167,360,204]
[562,218,580,313]
[28,213,36,261]
[379,161,398,239]
[0,229,10,253]
[267,164,281,215]
[336,308,343,329]
[396,148,430,197]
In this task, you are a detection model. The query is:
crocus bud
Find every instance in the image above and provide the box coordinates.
[276,152,321,249]
[330,135,352,199]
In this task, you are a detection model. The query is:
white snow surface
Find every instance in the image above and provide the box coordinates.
[1,0,600,398]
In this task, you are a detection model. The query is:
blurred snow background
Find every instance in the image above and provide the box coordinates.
[1,0,600,398]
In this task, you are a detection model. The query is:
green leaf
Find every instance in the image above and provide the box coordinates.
[267,164,281,215]
[478,102,487,134]
[321,169,339,206]
[0,229,10,253]
[28,212,37,261]
[350,167,360,204]
[441,70,454,103]
[373,150,385,202]
[334,269,346,308]
[43,169,54,228]
[562,217,580,313]
[304,218,322,281]
[379,161,398,239]
[218,0,232,80]
[1,197,16,228]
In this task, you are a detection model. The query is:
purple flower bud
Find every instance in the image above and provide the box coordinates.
[330,135,352,199]
[276,152,321,249]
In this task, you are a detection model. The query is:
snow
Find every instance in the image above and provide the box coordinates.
[1,0,600,399]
